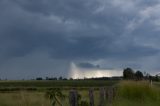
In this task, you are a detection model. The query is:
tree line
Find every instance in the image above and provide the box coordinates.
[123,67,160,81]
[33,67,160,81]
[123,67,144,80]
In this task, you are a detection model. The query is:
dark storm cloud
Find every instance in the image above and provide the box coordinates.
[77,62,100,69]
[0,0,160,79]
[1,0,158,59]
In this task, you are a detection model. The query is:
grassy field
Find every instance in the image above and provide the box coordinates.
[0,90,103,106]
[0,91,50,106]
[0,80,117,88]
[0,80,160,106]
[113,81,160,106]
[0,80,117,106]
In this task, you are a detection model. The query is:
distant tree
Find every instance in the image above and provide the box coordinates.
[154,75,159,81]
[46,77,49,80]
[58,76,63,80]
[69,78,73,80]
[135,70,143,80]
[46,77,57,80]
[142,72,150,80]
[123,68,135,79]
[36,77,43,80]
[62,78,68,80]
[52,77,58,80]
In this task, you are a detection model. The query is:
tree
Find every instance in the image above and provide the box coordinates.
[58,76,63,80]
[36,77,43,80]
[135,70,143,80]
[123,68,135,79]
[154,75,159,81]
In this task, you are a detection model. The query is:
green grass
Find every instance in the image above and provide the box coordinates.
[113,81,160,106]
[0,80,118,93]
[1,80,160,106]
[0,80,117,106]
[0,80,117,88]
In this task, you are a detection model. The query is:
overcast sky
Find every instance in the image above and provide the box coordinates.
[1,0,160,79]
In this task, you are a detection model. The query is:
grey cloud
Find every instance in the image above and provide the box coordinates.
[77,62,100,69]
[0,51,70,79]
[0,0,159,60]
[0,0,160,79]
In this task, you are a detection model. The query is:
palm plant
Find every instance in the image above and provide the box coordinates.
[45,88,65,106]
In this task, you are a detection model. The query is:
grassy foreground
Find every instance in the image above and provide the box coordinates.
[0,80,114,106]
[0,92,51,106]
[113,81,160,106]
[0,80,160,106]
[0,90,101,106]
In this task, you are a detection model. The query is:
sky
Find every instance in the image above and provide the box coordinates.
[0,0,160,79]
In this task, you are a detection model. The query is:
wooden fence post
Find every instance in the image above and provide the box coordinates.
[69,90,78,106]
[108,87,113,104]
[106,87,115,106]
[112,87,116,100]
[99,87,106,106]
[89,88,94,106]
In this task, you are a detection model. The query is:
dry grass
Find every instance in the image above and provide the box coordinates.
[0,91,51,106]
[0,90,101,106]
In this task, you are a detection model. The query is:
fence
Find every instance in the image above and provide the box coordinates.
[68,86,116,106]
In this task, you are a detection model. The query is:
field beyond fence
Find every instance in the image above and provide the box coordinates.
[0,80,160,106]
